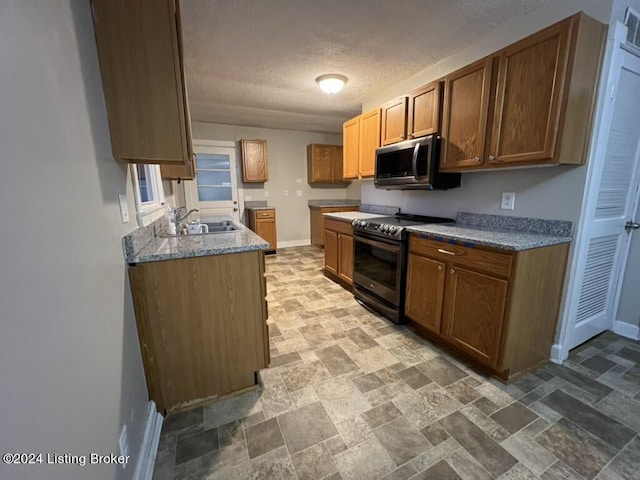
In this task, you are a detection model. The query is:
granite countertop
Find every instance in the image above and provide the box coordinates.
[244,201,274,211]
[406,212,573,251]
[324,211,386,221]
[308,199,361,208]
[124,216,269,264]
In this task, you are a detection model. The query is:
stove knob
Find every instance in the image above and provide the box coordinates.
[390,227,398,234]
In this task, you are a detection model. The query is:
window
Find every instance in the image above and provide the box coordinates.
[131,164,166,226]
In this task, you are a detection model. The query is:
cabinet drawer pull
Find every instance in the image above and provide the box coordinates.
[437,248,456,255]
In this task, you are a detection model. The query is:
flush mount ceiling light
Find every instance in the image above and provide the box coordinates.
[316,74,347,94]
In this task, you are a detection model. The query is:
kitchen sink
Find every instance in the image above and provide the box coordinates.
[159,220,238,238]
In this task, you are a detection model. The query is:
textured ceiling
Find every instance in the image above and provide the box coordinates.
[180,0,552,133]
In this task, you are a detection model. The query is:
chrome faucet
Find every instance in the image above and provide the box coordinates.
[173,207,200,230]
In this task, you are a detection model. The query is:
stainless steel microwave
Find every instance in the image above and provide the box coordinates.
[374,135,461,190]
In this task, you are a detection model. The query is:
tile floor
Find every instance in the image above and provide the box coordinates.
[153,246,640,480]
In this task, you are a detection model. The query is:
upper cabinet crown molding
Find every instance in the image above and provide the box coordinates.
[241,139,269,183]
[440,12,605,172]
[91,0,193,168]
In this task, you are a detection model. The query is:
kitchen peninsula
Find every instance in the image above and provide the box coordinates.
[124,218,270,413]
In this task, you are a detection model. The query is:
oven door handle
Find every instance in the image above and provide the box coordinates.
[354,233,401,252]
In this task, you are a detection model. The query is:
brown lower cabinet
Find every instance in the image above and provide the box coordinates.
[128,251,269,413]
[309,206,359,247]
[405,234,568,380]
[248,208,277,253]
[324,217,354,286]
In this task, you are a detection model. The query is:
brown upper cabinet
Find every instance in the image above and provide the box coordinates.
[307,144,348,184]
[343,108,381,179]
[381,97,408,145]
[241,139,269,182]
[408,81,443,139]
[440,12,605,172]
[91,0,193,167]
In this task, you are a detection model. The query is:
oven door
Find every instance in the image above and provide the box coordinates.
[353,231,403,306]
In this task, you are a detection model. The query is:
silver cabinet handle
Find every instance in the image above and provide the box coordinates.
[474,156,481,162]
[450,269,455,275]
[437,265,443,271]
[437,248,456,255]
[489,155,495,161]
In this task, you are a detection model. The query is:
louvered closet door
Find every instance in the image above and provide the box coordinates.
[570,49,640,348]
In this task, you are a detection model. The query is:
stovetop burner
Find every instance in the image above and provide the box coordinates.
[352,213,454,241]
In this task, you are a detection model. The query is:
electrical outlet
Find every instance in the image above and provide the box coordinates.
[118,425,129,463]
[130,409,135,423]
[296,190,302,197]
[264,191,269,198]
[284,190,289,196]
[501,192,515,210]
[118,194,130,223]
[245,195,252,201]
[296,178,303,184]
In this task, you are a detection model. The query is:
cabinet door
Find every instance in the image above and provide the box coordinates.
[91,0,192,165]
[241,139,268,182]
[360,109,381,178]
[343,116,361,179]
[161,153,195,180]
[381,97,408,145]
[405,254,446,334]
[308,144,334,183]
[256,218,277,251]
[440,57,493,171]
[331,146,346,182]
[324,230,338,275]
[408,82,442,138]
[337,234,354,285]
[442,265,508,368]
[488,18,571,166]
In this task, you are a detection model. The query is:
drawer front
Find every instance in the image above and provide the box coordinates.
[325,218,353,236]
[254,209,275,219]
[409,235,512,278]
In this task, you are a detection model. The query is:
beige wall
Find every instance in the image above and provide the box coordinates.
[187,122,361,245]
[358,1,613,224]
[0,2,148,479]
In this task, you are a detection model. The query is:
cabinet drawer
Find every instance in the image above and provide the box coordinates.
[254,209,275,219]
[409,235,512,278]
[325,218,353,236]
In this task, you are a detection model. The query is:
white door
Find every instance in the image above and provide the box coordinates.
[565,37,640,350]
[184,142,240,221]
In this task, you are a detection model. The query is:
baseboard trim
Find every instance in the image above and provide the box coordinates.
[612,320,640,340]
[133,401,163,480]
[550,343,568,364]
[277,239,311,248]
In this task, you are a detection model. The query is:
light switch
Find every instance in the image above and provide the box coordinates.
[264,191,269,198]
[245,195,252,201]
[118,194,130,223]
[284,190,289,197]
[296,190,302,197]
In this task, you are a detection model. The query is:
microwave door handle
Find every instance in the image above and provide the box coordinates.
[412,142,421,180]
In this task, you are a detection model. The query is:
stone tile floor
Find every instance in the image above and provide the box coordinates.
[153,246,640,480]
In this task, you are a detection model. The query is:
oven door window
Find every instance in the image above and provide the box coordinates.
[354,236,401,301]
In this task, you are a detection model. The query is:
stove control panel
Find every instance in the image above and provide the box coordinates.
[352,219,404,240]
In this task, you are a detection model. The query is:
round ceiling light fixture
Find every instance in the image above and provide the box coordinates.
[316,74,347,94]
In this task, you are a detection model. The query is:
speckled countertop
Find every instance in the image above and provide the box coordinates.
[406,212,573,251]
[244,201,274,211]
[124,216,269,264]
[324,211,385,221]
[308,199,361,208]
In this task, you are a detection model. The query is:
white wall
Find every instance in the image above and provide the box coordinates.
[0,2,148,479]
[359,0,612,223]
[188,122,361,245]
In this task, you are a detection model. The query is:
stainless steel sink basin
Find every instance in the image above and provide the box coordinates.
[159,221,238,238]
